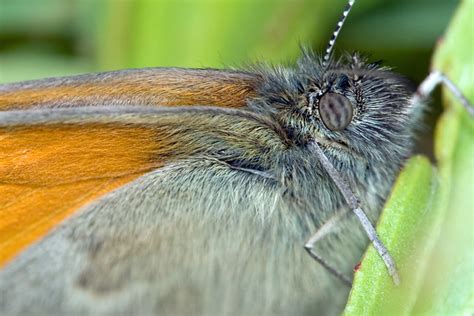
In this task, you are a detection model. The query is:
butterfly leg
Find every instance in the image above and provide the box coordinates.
[411,70,474,117]
[304,209,353,286]
[309,141,400,285]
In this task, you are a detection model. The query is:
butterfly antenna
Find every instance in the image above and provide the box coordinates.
[323,0,356,68]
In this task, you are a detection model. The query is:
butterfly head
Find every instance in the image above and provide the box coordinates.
[250,52,418,164]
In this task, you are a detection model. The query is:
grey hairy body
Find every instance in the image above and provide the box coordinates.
[0,51,417,315]
[0,108,387,316]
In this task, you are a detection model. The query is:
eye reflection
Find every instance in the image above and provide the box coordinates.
[318,93,353,131]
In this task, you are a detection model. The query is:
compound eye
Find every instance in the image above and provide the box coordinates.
[318,93,353,131]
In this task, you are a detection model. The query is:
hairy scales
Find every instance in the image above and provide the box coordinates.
[0,51,418,315]
[0,68,258,109]
[1,157,372,316]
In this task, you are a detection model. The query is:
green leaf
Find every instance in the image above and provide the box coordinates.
[343,156,438,315]
[344,0,474,314]
[413,0,474,312]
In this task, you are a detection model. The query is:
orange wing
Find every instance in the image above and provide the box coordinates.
[0,68,259,266]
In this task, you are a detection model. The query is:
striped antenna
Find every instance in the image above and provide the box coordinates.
[323,0,356,67]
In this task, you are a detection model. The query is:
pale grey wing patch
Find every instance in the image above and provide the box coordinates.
[0,159,355,316]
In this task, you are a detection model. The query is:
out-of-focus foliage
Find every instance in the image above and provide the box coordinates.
[0,0,458,83]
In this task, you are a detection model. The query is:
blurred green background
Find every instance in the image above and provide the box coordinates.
[0,0,459,84]
[0,0,460,158]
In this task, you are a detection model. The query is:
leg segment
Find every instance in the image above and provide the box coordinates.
[304,209,352,286]
[308,141,400,285]
[411,70,474,117]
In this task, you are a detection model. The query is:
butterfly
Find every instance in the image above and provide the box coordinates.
[0,0,472,315]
